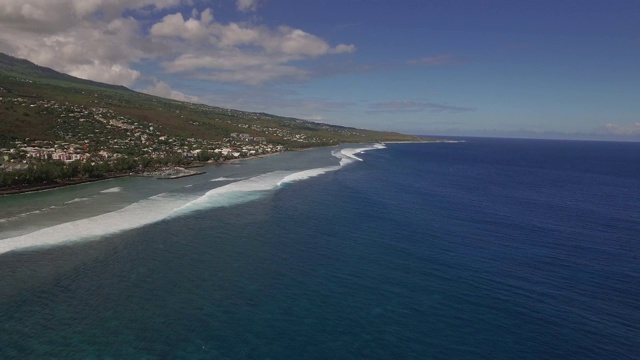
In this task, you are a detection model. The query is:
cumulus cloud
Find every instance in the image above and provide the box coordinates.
[151,11,356,84]
[369,100,476,113]
[142,80,200,103]
[150,10,213,42]
[236,0,259,12]
[0,0,185,86]
[150,13,354,58]
[332,44,357,54]
[0,0,182,32]
[70,62,141,87]
[0,0,356,87]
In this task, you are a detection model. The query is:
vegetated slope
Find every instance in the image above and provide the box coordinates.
[0,53,419,147]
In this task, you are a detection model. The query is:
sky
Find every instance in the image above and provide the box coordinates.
[0,0,639,140]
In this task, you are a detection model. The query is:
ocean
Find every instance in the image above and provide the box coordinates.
[0,138,638,359]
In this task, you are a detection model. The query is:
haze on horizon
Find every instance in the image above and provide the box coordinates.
[0,0,638,141]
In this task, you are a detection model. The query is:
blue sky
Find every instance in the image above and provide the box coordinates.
[1,0,639,140]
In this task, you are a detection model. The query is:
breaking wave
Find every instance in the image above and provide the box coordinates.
[100,187,122,193]
[65,197,90,204]
[0,144,386,255]
[174,172,286,215]
[0,207,57,224]
[0,193,192,255]
[335,143,386,164]
[211,177,246,182]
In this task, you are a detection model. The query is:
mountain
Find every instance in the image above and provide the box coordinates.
[0,53,130,92]
[0,52,419,147]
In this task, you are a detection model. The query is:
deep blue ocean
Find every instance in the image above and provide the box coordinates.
[1,138,639,359]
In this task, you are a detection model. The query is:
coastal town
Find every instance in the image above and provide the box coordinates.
[0,95,294,191]
[0,94,296,169]
[0,53,419,192]
[0,95,295,166]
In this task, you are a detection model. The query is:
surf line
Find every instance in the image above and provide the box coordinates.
[0,145,387,255]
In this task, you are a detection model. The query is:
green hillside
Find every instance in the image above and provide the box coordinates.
[0,53,419,147]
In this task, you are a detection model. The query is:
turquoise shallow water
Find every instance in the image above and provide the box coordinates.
[0,139,639,359]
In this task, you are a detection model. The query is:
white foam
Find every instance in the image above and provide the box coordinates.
[100,187,122,193]
[0,172,291,254]
[211,177,245,182]
[178,145,388,211]
[0,144,389,255]
[0,208,46,223]
[175,172,288,214]
[277,165,341,186]
[0,193,194,255]
[65,197,89,204]
[332,143,386,165]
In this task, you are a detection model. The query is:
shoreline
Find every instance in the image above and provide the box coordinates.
[156,170,206,180]
[0,141,440,196]
[0,152,284,196]
[0,175,129,196]
[223,151,282,164]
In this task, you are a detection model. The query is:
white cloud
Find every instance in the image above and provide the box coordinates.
[152,15,356,84]
[594,123,640,137]
[268,27,331,56]
[165,53,275,72]
[332,44,357,54]
[0,0,182,31]
[0,0,356,87]
[163,50,309,85]
[142,80,200,103]
[150,12,353,58]
[70,62,141,87]
[150,11,212,42]
[236,0,259,12]
[217,23,262,47]
[0,0,186,86]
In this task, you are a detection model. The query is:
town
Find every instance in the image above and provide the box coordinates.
[0,95,296,189]
[0,53,419,192]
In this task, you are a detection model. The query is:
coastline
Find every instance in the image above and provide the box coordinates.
[0,143,388,253]
[0,152,284,196]
[2,141,437,196]
[223,151,282,164]
[0,141,435,196]
[0,174,129,196]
